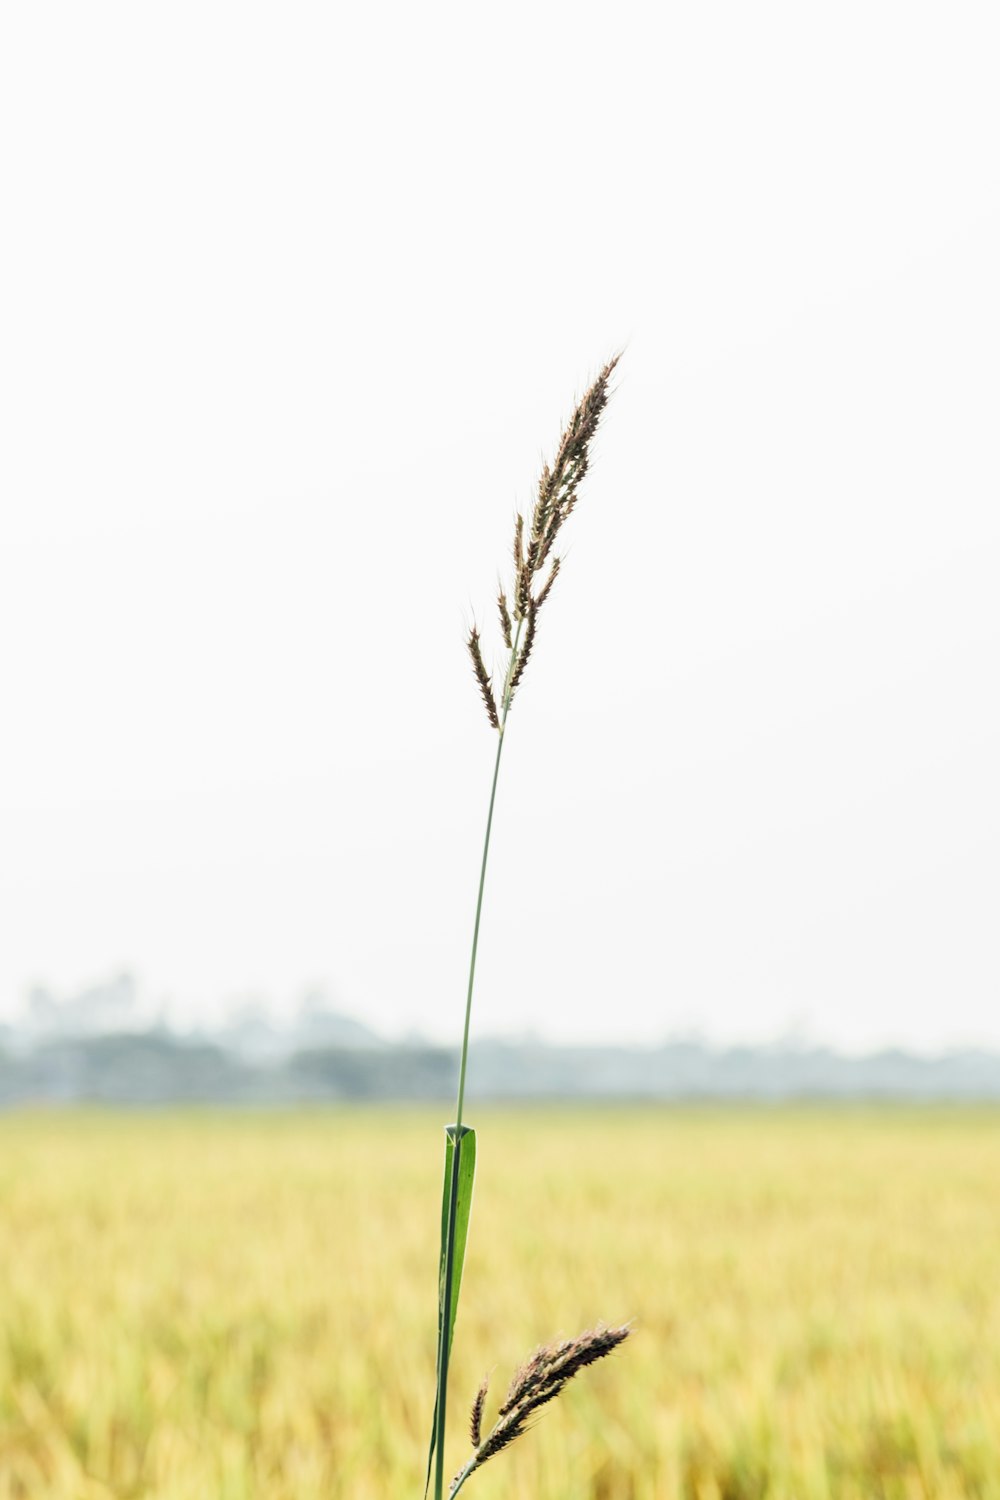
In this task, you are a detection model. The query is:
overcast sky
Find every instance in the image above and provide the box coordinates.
[2,2,998,1051]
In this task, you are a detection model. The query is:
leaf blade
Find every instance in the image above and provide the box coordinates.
[425,1123,477,1496]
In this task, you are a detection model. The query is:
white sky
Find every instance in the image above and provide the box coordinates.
[1,2,998,1051]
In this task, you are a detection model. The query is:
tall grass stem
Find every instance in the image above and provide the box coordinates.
[433,618,522,1500]
[455,617,523,1130]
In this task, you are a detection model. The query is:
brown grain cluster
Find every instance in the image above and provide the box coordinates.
[451,1324,630,1491]
[466,626,499,731]
[466,356,620,729]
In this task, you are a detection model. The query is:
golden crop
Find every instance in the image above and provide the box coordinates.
[2,1107,999,1498]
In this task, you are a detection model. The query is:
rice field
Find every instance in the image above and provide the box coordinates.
[2,1106,1000,1499]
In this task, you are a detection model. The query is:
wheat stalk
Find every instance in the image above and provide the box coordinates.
[428,356,625,1500]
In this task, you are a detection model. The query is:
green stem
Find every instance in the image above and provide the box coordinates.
[448,1456,477,1499]
[433,619,523,1500]
[455,721,505,1132]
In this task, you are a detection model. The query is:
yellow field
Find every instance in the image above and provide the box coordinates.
[2,1107,1000,1499]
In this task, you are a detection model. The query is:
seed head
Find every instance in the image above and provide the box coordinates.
[465,355,619,727]
[453,1324,631,1492]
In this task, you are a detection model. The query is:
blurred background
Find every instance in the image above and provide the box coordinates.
[2,5,1000,1496]
[2,0,998,1084]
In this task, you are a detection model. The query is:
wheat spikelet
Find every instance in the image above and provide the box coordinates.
[512,512,525,578]
[512,510,525,564]
[497,589,513,651]
[469,1375,488,1448]
[466,626,499,731]
[507,604,536,701]
[534,556,560,610]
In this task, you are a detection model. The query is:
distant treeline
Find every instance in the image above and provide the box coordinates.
[3,1032,1000,1105]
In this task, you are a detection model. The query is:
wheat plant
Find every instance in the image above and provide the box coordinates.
[426,357,629,1500]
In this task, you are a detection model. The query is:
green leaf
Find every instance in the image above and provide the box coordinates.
[439,1124,476,1351]
[425,1123,477,1497]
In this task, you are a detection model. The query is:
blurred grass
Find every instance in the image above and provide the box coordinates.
[2,1106,1000,1498]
